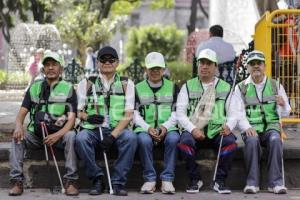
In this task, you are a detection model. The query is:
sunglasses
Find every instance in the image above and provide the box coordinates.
[248,60,264,66]
[248,52,265,59]
[99,58,117,64]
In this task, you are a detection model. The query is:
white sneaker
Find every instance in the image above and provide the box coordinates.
[161,181,175,194]
[243,185,260,194]
[268,185,287,194]
[140,182,156,194]
[212,181,231,194]
[186,180,203,193]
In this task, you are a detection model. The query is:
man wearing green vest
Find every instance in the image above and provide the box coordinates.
[236,50,291,194]
[134,52,180,194]
[75,46,137,196]
[9,51,79,196]
[176,48,238,194]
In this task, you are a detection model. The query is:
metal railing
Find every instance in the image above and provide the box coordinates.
[255,9,300,123]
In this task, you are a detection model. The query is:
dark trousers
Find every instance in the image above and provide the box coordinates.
[179,131,237,182]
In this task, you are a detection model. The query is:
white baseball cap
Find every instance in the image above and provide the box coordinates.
[246,50,265,65]
[197,48,218,64]
[145,52,166,69]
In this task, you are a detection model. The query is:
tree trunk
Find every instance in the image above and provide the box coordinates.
[0,12,10,43]
[2,24,10,43]
[30,0,45,23]
[198,0,208,19]
[187,0,198,35]
[99,0,115,21]
[255,0,278,16]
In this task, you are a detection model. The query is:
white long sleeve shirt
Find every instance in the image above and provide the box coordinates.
[134,111,177,131]
[235,76,291,132]
[176,77,239,133]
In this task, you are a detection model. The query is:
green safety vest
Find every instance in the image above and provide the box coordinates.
[239,78,280,133]
[187,77,231,138]
[82,74,126,129]
[28,80,73,134]
[134,78,177,133]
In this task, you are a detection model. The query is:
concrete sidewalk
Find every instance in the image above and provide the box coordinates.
[0,89,24,102]
[1,189,300,200]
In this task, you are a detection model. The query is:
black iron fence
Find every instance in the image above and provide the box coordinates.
[63,59,85,84]
[122,59,144,84]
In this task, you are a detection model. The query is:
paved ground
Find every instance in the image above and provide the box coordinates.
[0,89,28,140]
[0,89,24,102]
[1,189,300,200]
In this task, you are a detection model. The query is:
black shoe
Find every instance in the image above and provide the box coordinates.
[186,179,203,193]
[89,177,103,195]
[212,180,231,194]
[113,184,128,196]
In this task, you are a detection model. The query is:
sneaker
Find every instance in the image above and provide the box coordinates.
[186,179,203,193]
[65,180,79,196]
[268,185,287,194]
[113,184,128,196]
[213,181,231,194]
[89,177,104,195]
[8,180,23,196]
[140,181,156,194]
[243,185,259,194]
[161,181,175,194]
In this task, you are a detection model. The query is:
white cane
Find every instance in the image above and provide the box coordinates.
[92,85,113,194]
[213,135,223,183]
[276,78,286,187]
[41,122,49,161]
[213,69,238,183]
[41,122,65,194]
[41,122,52,192]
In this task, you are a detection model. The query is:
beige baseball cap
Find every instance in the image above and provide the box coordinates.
[42,50,64,66]
[145,52,166,69]
[197,48,218,64]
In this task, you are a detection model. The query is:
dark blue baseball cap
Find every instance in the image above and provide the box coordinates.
[97,46,119,60]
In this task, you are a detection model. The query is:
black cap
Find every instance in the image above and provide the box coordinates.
[97,46,119,60]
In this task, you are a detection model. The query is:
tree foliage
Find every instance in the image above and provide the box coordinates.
[3,0,177,64]
[0,0,28,43]
[55,1,136,63]
[150,0,174,9]
[125,24,185,64]
[0,0,64,43]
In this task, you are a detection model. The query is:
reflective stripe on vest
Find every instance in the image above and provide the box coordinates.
[187,78,231,138]
[239,78,280,133]
[28,80,72,133]
[82,74,126,129]
[134,78,177,133]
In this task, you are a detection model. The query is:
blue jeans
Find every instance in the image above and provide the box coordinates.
[75,128,137,186]
[137,131,180,182]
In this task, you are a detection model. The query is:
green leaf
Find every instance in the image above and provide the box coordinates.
[150,0,174,9]
[125,24,185,63]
